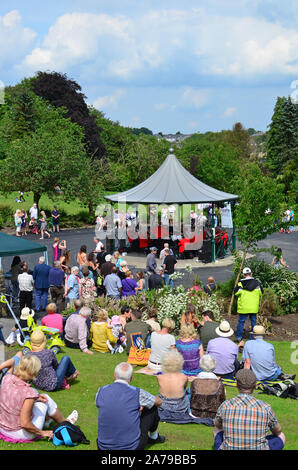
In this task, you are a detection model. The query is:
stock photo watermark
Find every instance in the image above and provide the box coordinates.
[93,202,207,252]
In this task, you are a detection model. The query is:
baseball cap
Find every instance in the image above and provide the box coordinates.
[243,267,252,275]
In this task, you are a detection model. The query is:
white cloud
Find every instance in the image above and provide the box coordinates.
[93,89,125,109]
[15,7,298,86]
[182,87,210,109]
[223,106,237,117]
[0,10,36,70]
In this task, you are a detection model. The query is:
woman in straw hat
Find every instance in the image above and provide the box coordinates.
[0,355,78,442]
[206,320,243,379]
[28,330,79,392]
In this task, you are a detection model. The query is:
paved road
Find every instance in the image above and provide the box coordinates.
[1,226,297,281]
[1,227,296,340]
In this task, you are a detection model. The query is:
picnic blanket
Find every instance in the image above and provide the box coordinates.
[157,394,213,426]
[220,377,298,399]
[219,377,281,389]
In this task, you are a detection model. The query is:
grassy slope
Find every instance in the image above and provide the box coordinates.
[0,341,296,451]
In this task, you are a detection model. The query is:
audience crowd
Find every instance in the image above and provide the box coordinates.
[1,241,294,451]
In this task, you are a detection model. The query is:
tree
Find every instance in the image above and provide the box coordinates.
[266,96,298,177]
[32,71,106,160]
[0,105,87,207]
[227,163,285,315]
[224,122,251,160]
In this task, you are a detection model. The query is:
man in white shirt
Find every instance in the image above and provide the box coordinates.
[29,203,38,220]
[18,264,34,311]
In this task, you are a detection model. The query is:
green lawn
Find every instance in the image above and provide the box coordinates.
[0,341,297,451]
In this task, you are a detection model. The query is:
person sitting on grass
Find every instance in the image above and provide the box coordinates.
[90,309,118,354]
[0,355,78,442]
[28,330,79,391]
[190,354,226,420]
[213,369,286,450]
[64,306,93,354]
[156,350,214,425]
[175,324,204,377]
[96,362,165,450]
[242,325,296,382]
[41,303,63,335]
[206,321,242,379]
[147,318,175,373]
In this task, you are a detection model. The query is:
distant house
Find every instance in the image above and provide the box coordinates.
[154,133,194,143]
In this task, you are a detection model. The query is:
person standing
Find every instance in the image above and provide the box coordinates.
[52,238,66,266]
[49,261,65,313]
[163,248,177,289]
[29,202,38,221]
[10,256,22,308]
[51,206,60,233]
[213,369,286,450]
[103,266,122,300]
[18,264,34,312]
[159,243,173,267]
[32,257,51,314]
[39,211,51,240]
[65,266,81,305]
[14,210,22,237]
[146,247,158,274]
[234,267,263,342]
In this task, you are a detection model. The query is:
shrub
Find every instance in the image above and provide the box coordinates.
[245,257,298,314]
[0,203,14,228]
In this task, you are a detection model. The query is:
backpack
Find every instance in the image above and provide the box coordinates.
[259,380,298,400]
[52,421,90,447]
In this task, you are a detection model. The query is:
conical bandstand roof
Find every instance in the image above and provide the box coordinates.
[105,150,238,205]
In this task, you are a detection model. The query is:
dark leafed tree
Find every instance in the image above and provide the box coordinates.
[266,96,298,177]
[32,71,106,160]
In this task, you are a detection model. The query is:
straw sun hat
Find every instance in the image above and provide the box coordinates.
[215,320,234,338]
[30,330,47,352]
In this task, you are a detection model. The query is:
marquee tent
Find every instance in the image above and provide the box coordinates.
[0,232,48,269]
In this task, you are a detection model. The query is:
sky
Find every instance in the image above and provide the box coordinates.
[0,0,298,134]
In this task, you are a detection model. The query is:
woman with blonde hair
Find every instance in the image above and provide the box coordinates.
[14,209,22,237]
[147,317,176,372]
[121,270,138,297]
[113,251,123,269]
[28,330,79,391]
[0,355,78,442]
[90,309,118,353]
[39,210,51,240]
[175,324,204,377]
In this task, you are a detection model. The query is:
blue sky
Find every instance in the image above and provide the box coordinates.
[1,1,297,134]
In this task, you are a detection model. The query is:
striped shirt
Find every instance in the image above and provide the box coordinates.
[215,393,279,450]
